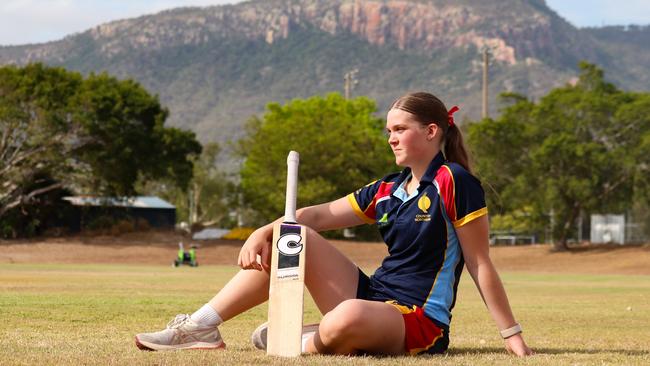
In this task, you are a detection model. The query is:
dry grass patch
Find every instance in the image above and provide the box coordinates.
[1,263,649,365]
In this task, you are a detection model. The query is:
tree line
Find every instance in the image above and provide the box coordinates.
[0,64,201,237]
[1,63,648,248]
[468,62,650,250]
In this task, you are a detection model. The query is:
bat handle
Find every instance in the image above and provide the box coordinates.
[285,151,299,223]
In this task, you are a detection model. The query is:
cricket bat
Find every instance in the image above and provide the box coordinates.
[267,151,306,357]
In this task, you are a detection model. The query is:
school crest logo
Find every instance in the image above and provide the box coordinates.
[417,194,431,213]
[415,194,432,222]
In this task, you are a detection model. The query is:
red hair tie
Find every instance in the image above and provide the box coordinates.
[448,105,459,127]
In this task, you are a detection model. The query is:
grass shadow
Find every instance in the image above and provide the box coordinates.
[448,347,650,356]
[564,243,650,254]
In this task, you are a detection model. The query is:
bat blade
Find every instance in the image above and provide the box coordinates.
[267,151,306,357]
[267,222,306,357]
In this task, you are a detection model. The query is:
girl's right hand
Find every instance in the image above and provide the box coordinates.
[237,225,273,271]
[505,334,534,356]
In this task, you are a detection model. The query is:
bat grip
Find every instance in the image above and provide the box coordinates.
[284,151,299,223]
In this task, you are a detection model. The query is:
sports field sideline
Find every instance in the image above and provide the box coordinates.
[1,236,649,365]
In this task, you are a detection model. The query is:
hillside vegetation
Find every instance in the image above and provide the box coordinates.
[1,0,648,160]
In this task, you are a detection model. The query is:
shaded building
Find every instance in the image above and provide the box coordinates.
[62,196,176,231]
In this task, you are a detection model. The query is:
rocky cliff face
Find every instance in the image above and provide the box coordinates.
[3,0,596,67]
[1,0,647,169]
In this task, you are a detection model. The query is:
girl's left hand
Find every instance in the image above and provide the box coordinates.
[505,334,534,356]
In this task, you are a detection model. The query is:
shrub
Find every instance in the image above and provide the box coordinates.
[135,218,151,231]
[222,227,255,240]
[110,220,135,236]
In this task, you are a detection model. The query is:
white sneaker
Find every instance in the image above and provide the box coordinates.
[135,314,225,351]
[251,322,319,351]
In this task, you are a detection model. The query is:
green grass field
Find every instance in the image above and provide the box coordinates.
[1,263,649,365]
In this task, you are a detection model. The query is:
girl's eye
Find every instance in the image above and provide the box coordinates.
[385,126,406,135]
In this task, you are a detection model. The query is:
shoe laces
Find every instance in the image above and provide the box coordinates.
[166,314,191,329]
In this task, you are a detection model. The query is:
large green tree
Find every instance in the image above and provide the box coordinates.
[239,93,394,223]
[71,73,201,195]
[469,62,650,250]
[0,63,201,229]
[0,64,81,217]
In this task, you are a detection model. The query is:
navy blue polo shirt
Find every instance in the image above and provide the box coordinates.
[347,152,487,326]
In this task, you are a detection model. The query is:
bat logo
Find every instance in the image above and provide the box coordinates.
[277,233,303,256]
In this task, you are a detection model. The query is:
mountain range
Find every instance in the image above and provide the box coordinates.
[1,0,649,168]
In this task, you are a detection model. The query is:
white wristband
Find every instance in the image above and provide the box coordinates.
[500,323,522,339]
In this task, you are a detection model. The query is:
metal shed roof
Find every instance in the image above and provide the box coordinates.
[63,196,175,209]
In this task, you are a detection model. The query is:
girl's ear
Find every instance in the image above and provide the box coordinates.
[427,123,440,141]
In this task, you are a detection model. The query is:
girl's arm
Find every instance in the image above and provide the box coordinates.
[295,196,365,232]
[456,215,533,356]
[238,196,365,270]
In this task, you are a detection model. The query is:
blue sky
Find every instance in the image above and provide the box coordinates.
[545,0,650,27]
[1,0,649,46]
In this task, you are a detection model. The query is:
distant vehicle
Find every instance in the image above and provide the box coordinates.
[173,242,198,267]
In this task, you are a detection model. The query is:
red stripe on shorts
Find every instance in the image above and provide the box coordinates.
[402,306,444,355]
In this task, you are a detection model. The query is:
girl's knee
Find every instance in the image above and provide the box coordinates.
[304,226,321,241]
[319,300,366,341]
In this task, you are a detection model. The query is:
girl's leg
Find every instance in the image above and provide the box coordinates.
[207,269,269,321]
[303,228,360,313]
[209,228,410,356]
[208,227,360,320]
[136,228,363,351]
[306,299,406,355]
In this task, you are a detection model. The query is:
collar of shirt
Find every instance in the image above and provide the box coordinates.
[393,172,418,202]
[390,151,446,197]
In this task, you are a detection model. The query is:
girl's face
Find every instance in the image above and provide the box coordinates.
[385,108,439,167]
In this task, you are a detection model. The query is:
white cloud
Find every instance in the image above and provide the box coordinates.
[0,0,242,46]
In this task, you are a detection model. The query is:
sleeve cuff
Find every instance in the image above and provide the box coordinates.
[453,207,488,228]
[347,193,375,224]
